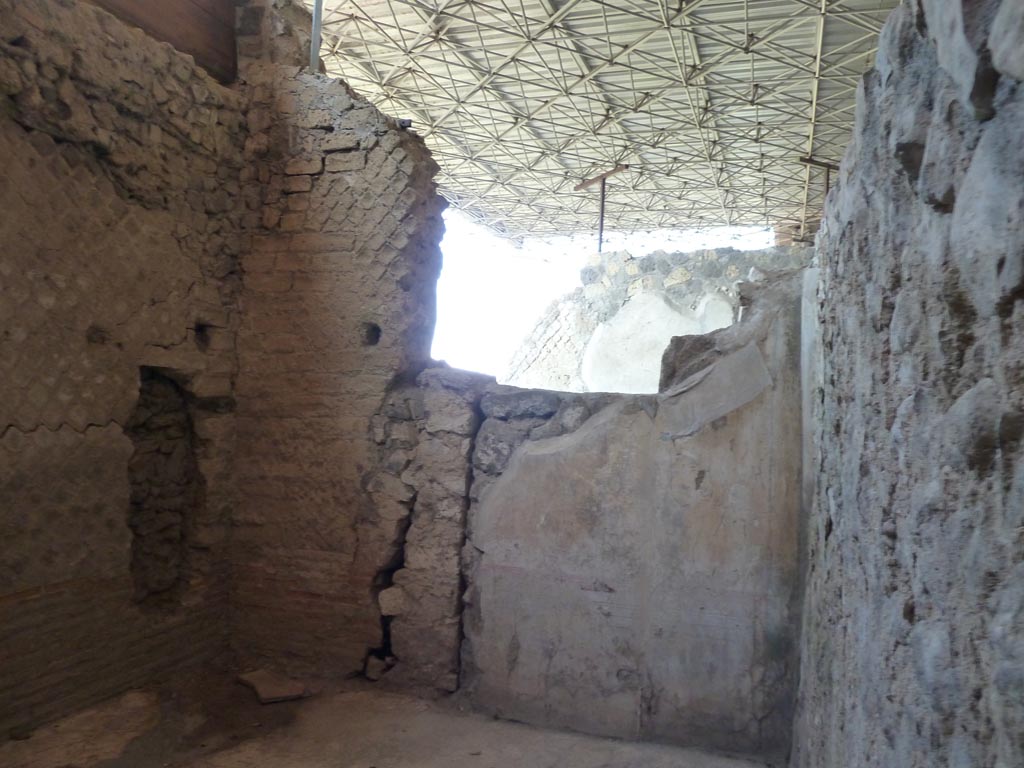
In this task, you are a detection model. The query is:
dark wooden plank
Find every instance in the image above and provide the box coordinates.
[86,0,237,83]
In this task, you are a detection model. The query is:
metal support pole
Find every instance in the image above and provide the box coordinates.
[575,165,627,254]
[799,155,838,196]
[798,156,839,172]
[574,163,629,191]
[310,0,324,73]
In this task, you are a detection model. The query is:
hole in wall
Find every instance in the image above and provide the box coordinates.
[969,47,999,122]
[361,322,382,346]
[364,499,410,679]
[903,599,916,624]
[193,321,213,352]
[431,208,776,393]
[125,366,203,606]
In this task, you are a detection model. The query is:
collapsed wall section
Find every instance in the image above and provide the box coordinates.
[126,368,205,605]
[504,246,808,392]
[366,368,490,689]
[794,1,1024,766]
[0,0,245,734]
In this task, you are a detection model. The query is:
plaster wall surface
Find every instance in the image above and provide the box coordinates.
[0,0,246,733]
[580,292,727,393]
[793,1,1024,766]
[462,277,804,760]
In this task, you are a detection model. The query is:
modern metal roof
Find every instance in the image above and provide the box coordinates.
[315,0,895,239]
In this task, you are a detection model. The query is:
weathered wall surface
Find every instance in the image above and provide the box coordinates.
[464,276,804,761]
[368,368,490,690]
[87,0,238,83]
[504,246,808,393]
[793,1,1024,766]
[0,0,453,719]
[0,0,245,734]
[229,16,447,677]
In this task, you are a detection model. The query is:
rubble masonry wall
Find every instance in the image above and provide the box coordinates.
[793,2,1024,766]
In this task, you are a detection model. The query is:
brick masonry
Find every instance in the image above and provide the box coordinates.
[0,0,447,731]
[0,0,248,734]
[229,44,446,676]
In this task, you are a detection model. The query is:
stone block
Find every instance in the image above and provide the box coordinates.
[284,157,323,175]
[283,174,313,193]
[472,418,531,475]
[480,388,561,420]
[423,388,479,435]
[237,670,309,704]
[325,152,366,173]
[322,132,361,152]
[378,586,406,616]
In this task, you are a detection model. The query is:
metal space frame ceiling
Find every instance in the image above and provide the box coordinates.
[315,0,895,239]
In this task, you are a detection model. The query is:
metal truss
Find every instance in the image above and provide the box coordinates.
[314,0,894,239]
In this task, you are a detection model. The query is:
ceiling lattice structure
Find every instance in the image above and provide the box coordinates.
[316,0,895,239]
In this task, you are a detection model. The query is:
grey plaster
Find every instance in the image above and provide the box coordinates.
[462,277,803,762]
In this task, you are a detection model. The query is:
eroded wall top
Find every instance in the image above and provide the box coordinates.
[503,246,809,393]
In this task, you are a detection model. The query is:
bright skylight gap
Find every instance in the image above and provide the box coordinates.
[431,209,774,377]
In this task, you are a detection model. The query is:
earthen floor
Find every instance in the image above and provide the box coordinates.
[0,675,769,768]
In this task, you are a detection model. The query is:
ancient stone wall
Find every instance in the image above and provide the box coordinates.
[793,1,1024,766]
[504,246,808,393]
[0,0,245,734]
[367,368,490,689]
[228,9,447,677]
[0,0,453,721]
[462,275,805,760]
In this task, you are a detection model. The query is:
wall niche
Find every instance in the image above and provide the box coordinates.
[125,367,204,605]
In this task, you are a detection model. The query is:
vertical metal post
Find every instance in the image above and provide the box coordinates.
[310,0,325,73]
[573,165,626,252]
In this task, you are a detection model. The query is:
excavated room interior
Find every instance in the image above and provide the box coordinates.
[0,1,1022,767]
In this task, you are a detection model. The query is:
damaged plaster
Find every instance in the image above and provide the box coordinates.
[459,274,803,760]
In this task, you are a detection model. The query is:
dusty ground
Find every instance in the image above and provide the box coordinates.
[0,673,769,768]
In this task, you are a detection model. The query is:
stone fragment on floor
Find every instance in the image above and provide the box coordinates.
[237,670,309,704]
